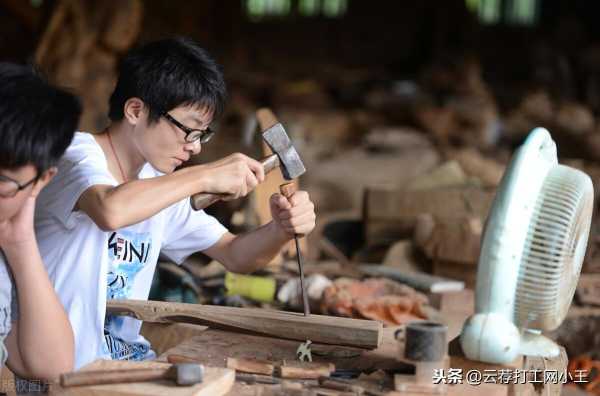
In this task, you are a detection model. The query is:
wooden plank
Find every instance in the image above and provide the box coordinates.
[107,299,382,349]
[49,360,234,396]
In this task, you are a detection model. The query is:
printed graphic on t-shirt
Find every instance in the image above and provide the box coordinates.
[104,230,153,361]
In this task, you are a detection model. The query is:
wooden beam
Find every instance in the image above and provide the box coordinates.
[107,299,382,350]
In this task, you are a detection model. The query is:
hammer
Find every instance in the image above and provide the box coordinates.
[190,109,306,211]
[59,363,204,387]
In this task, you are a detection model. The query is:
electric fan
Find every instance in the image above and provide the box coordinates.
[459,127,594,364]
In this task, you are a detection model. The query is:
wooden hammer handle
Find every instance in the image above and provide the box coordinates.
[190,154,280,211]
[60,367,169,387]
[279,181,297,199]
[256,108,278,131]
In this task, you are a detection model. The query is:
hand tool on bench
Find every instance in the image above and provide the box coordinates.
[190,109,306,211]
[59,363,204,387]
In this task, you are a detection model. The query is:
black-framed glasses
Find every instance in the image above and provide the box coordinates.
[0,174,37,198]
[162,112,215,144]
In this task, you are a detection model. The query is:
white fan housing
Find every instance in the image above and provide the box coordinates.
[459,127,594,364]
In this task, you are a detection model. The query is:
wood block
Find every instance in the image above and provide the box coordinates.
[414,215,483,265]
[279,361,335,379]
[364,186,494,246]
[49,360,234,396]
[226,358,274,376]
[107,299,383,349]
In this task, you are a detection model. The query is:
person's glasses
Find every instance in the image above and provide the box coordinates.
[0,174,37,198]
[162,112,215,144]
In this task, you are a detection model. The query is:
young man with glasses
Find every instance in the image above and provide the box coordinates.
[34,37,316,369]
[0,62,80,381]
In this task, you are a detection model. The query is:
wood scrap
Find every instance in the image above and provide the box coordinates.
[107,299,383,349]
[226,357,275,376]
[318,376,366,395]
[279,361,335,379]
[364,186,493,246]
[414,214,483,265]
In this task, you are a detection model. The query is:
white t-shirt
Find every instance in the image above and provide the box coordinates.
[34,132,228,369]
[0,252,17,366]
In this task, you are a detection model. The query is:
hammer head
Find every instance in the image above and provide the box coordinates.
[262,123,306,180]
[169,363,204,386]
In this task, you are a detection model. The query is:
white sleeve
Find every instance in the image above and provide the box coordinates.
[37,133,117,229]
[160,200,228,265]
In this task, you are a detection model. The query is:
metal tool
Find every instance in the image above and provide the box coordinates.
[59,363,204,387]
[297,339,313,362]
[280,181,310,317]
[256,109,310,318]
[190,110,306,211]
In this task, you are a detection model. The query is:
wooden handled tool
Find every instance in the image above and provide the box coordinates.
[60,363,204,387]
[280,181,310,317]
[190,108,306,211]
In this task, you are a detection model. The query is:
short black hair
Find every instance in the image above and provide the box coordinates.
[108,37,227,124]
[0,63,81,175]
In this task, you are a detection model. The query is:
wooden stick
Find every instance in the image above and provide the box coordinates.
[107,299,382,349]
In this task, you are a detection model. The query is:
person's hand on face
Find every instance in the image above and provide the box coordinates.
[269,190,316,238]
[0,195,37,248]
[0,167,55,249]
